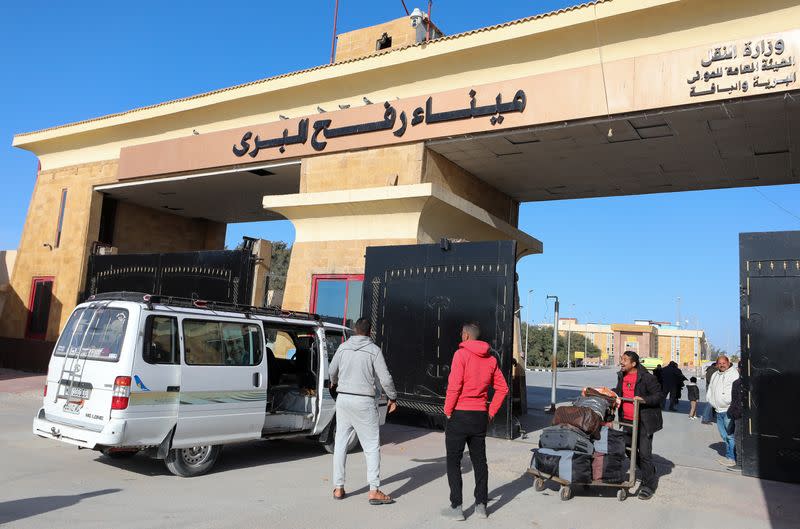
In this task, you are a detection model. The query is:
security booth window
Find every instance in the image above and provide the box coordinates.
[183,319,263,366]
[143,316,179,364]
[310,274,364,328]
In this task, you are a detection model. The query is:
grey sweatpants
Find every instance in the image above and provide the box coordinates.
[333,394,381,490]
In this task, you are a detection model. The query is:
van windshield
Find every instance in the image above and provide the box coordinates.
[53,306,129,362]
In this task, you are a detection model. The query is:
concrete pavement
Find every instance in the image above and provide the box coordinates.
[0,367,798,528]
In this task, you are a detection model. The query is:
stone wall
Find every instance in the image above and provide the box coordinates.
[299,144,425,193]
[282,238,416,312]
[423,149,519,225]
[112,201,225,254]
[1,159,226,345]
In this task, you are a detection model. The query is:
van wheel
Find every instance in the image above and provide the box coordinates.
[165,445,221,477]
[322,421,359,454]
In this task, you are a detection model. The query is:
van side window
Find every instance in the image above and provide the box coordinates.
[325,331,345,362]
[143,316,178,365]
[183,319,263,366]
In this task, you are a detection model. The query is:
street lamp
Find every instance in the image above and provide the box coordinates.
[525,289,533,369]
[546,295,559,413]
[567,303,575,369]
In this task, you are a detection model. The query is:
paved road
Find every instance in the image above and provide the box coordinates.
[1,369,798,529]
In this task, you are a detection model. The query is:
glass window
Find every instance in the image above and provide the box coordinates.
[311,275,365,327]
[222,322,263,366]
[55,188,67,248]
[314,280,347,324]
[53,306,128,362]
[183,319,262,366]
[345,280,363,329]
[324,331,345,362]
[143,316,179,364]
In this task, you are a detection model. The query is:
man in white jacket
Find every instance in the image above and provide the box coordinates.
[706,355,740,467]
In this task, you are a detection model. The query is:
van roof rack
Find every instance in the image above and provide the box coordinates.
[86,292,320,322]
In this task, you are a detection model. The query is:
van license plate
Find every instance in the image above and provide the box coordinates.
[60,387,91,400]
[63,401,83,414]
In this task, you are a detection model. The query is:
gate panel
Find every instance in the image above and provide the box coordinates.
[740,231,800,483]
[363,240,517,439]
[84,245,256,305]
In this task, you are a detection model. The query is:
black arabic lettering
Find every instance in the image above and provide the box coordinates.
[311,119,331,151]
[689,83,717,97]
[232,131,253,157]
[704,68,723,82]
[321,101,397,139]
[426,89,526,126]
[725,66,739,76]
[687,71,701,84]
[411,107,425,126]
[762,56,794,72]
[394,111,407,137]
[744,41,752,57]
[775,39,785,55]
[245,118,310,157]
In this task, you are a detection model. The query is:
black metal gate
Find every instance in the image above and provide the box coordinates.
[740,231,800,483]
[83,241,257,305]
[363,240,517,439]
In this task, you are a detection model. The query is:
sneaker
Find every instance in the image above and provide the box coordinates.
[475,503,489,519]
[727,464,742,472]
[443,505,465,521]
[718,458,737,467]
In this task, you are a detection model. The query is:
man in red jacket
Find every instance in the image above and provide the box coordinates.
[443,322,509,520]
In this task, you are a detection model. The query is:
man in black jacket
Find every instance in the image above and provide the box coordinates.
[614,351,663,500]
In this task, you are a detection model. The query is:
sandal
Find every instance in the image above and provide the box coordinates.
[368,490,395,505]
[333,487,346,500]
[638,487,654,500]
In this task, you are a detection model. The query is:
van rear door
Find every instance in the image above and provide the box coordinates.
[44,304,135,431]
[172,317,267,447]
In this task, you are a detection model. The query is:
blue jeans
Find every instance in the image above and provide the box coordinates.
[701,402,714,423]
[716,411,735,460]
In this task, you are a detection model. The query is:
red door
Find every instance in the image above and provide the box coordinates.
[27,277,55,340]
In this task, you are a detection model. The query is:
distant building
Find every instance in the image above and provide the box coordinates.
[545,317,706,368]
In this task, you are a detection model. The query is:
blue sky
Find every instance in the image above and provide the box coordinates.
[2,1,799,353]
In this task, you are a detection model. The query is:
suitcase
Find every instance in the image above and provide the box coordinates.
[531,448,593,483]
[574,396,612,420]
[553,405,602,438]
[591,452,628,482]
[593,426,626,455]
[539,425,594,455]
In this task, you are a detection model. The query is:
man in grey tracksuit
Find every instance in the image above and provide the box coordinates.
[329,317,398,504]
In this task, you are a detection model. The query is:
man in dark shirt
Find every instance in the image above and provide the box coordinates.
[614,350,663,500]
[727,361,745,472]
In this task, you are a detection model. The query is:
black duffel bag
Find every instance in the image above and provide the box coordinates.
[539,425,594,455]
[531,448,593,484]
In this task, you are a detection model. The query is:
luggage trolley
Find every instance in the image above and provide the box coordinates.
[527,397,640,501]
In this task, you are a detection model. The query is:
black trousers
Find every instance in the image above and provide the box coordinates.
[664,386,680,409]
[445,410,489,508]
[623,425,658,491]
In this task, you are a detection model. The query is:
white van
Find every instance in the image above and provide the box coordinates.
[33,293,383,476]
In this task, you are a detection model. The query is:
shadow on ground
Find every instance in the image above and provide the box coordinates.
[0,489,121,524]
[347,456,454,499]
[95,438,328,476]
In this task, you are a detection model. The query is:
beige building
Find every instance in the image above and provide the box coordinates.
[2,0,799,371]
[558,319,614,363]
